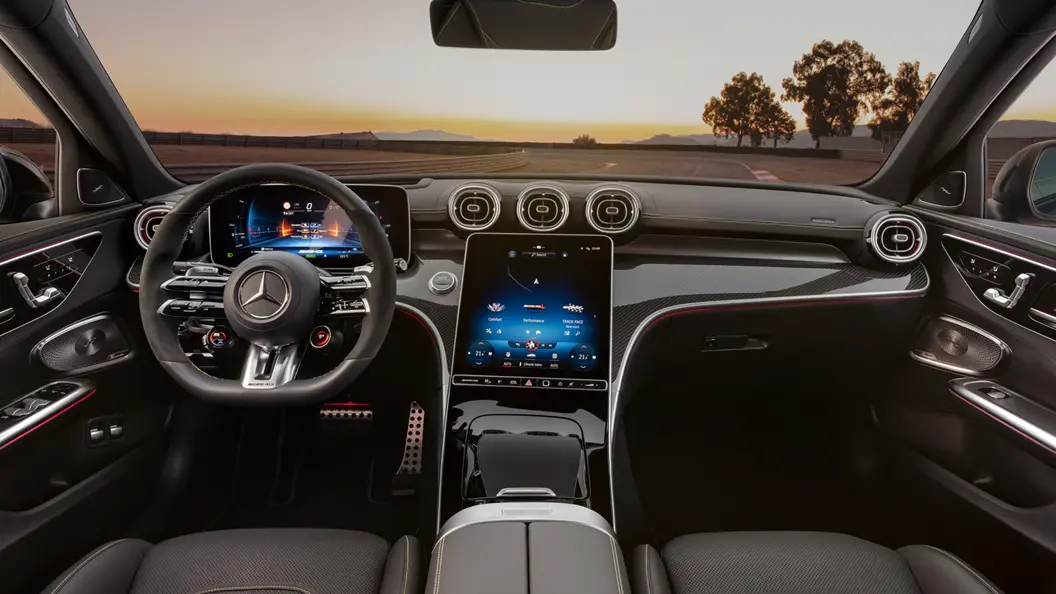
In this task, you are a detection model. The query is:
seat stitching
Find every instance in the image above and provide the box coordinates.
[923,546,1000,594]
[50,539,132,594]
[644,547,653,594]
[196,583,308,587]
[432,536,445,594]
[609,537,624,594]
[401,536,410,594]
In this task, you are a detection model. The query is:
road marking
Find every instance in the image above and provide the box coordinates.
[603,162,617,169]
[749,169,781,182]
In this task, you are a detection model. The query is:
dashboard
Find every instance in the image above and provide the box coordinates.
[131,175,932,393]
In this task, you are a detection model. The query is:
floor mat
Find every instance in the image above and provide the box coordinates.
[210,408,419,543]
[625,390,904,547]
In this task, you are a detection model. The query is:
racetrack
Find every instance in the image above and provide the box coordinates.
[528,148,758,179]
[523,148,882,185]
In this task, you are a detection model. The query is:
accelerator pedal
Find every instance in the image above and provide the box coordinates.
[391,401,425,496]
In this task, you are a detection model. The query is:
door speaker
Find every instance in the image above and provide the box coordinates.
[32,314,134,375]
[910,316,1009,376]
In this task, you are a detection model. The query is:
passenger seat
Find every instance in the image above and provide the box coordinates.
[633,532,1002,594]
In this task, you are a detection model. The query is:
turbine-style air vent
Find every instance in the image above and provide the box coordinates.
[585,186,640,234]
[448,184,501,231]
[134,205,173,250]
[867,213,927,264]
[516,185,570,232]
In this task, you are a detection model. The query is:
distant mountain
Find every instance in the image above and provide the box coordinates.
[374,129,494,142]
[311,131,379,141]
[0,118,45,128]
[636,134,705,146]
[991,120,1056,138]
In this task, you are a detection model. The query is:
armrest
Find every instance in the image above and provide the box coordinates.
[428,503,630,594]
[0,380,95,451]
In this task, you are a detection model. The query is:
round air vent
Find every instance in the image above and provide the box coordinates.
[516,185,570,232]
[866,212,927,264]
[134,204,172,250]
[585,186,641,234]
[448,184,501,232]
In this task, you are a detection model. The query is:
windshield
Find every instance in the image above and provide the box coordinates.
[51,0,978,185]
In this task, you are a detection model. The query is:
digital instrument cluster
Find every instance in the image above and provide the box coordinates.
[453,233,613,391]
[209,184,410,268]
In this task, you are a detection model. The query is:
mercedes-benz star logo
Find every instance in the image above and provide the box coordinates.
[238,270,290,319]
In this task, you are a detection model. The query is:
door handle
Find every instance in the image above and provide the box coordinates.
[12,272,62,308]
[983,273,1032,309]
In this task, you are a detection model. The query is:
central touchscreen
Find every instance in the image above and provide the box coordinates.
[453,233,613,391]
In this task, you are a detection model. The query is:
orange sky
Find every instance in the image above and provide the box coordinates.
[1,0,1051,141]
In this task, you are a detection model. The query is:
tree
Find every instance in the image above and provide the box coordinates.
[701,72,771,148]
[572,134,597,146]
[781,40,890,145]
[759,100,798,148]
[867,61,936,140]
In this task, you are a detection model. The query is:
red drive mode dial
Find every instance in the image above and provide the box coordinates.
[207,326,231,348]
[311,326,332,349]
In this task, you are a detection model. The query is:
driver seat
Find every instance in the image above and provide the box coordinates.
[42,528,422,594]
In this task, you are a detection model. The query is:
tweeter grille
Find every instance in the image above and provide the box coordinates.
[911,316,1008,376]
[32,314,134,375]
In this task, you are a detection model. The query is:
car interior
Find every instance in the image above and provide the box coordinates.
[5,0,1056,592]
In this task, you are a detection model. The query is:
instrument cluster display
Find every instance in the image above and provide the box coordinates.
[209,184,410,268]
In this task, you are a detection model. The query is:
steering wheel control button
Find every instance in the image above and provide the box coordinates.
[428,271,458,295]
[311,326,333,349]
[331,298,369,315]
[206,326,233,349]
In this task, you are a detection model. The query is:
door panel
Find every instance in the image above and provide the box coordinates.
[879,213,1056,593]
[0,208,174,593]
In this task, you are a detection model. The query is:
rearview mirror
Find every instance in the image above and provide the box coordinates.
[430,0,617,51]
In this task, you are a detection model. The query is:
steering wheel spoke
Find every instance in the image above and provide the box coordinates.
[241,342,306,389]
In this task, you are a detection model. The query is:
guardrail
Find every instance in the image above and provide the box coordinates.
[42,151,529,182]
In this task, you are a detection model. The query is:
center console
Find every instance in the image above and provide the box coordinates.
[428,502,630,594]
[441,233,614,527]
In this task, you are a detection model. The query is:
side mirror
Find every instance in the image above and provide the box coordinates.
[430,0,617,51]
[0,146,54,222]
[989,140,1056,223]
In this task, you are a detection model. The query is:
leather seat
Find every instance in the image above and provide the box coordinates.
[633,532,1002,594]
[43,528,422,594]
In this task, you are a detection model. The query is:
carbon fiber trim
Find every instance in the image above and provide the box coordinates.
[400,254,928,380]
[611,261,929,379]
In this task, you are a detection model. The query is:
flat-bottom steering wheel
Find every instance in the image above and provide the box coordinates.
[139,163,397,406]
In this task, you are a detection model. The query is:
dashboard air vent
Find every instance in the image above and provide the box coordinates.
[134,204,173,250]
[585,187,640,234]
[449,184,501,231]
[867,213,927,264]
[516,185,570,232]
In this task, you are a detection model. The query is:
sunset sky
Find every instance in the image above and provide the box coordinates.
[0,0,1050,142]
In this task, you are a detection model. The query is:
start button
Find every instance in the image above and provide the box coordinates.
[311,325,332,349]
[428,271,458,295]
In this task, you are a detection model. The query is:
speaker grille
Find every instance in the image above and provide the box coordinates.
[911,316,1007,376]
[33,314,133,374]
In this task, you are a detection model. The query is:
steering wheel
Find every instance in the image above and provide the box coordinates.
[139,163,397,406]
